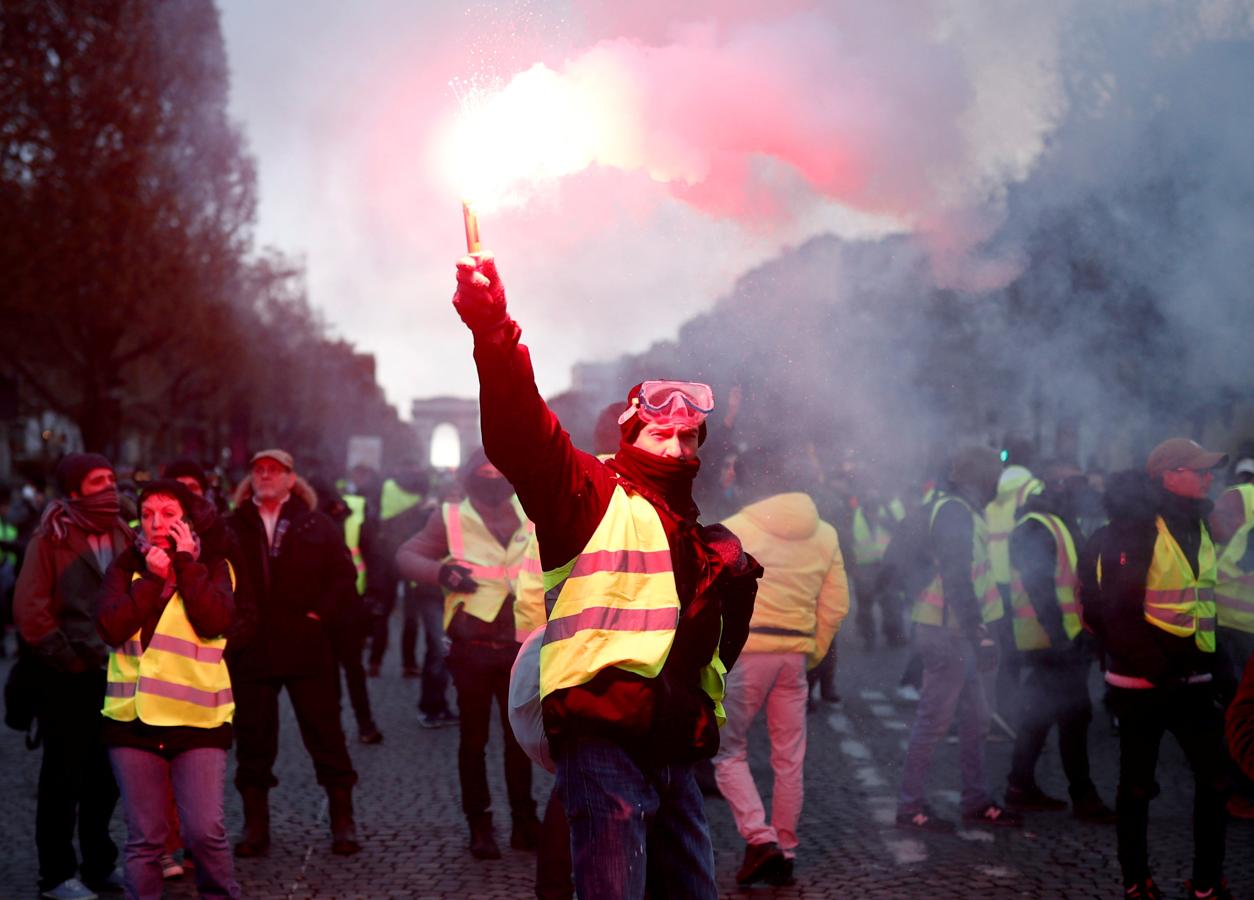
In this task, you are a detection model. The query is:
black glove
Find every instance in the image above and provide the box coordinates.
[452,252,509,333]
[439,563,479,594]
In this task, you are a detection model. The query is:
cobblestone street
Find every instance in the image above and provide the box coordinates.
[2,631,1252,899]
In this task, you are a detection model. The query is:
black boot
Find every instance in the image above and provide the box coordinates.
[328,786,362,856]
[469,813,501,860]
[234,786,270,857]
[510,814,540,851]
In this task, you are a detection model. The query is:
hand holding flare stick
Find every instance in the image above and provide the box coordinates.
[462,200,481,254]
[453,207,509,334]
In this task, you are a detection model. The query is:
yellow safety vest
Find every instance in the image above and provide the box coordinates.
[1142,516,1217,652]
[0,521,16,567]
[512,533,548,641]
[380,479,422,521]
[538,484,727,723]
[343,494,367,595]
[852,504,891,566]
[103,566,235,728]
[986,474,1044,586]
[1216,484,1254,634]
[1008,512,1082,651]
[912,494,1004,628]
[442,497,533,629]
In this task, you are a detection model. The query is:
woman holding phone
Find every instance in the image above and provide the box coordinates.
[96,479,241,899]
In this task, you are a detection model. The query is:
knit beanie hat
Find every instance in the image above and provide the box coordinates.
[54,452,113,496]
[161,458,208,493]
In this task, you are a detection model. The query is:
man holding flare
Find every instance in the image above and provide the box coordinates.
[450,248,761,899]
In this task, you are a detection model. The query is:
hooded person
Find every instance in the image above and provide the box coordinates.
[713,450,850,886]
[895,445,1022,833]
[395,446,540,860]
[14,452,131,897]
[1080,438,1233,900]
[450,250,761,900]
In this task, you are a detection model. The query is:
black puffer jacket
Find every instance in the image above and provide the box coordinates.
[226,478,358,679]
[1078,470,1216,684]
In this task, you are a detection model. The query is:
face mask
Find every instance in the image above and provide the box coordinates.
[466,475,514,507]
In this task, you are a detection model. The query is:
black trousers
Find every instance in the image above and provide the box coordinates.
[1008,657,1096,798]
[335,631,376,731]
[447,640,534,821]
[233,667,358,791]
[853,564,904,644]
[1109,683,1229,888]
[35,667,119,890]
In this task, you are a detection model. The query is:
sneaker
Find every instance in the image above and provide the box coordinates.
[765,857,796,887]
[962,803,1023,827]
[1122,878,1162,900]
[735,841,786,886]
[160,853,184,879]
[419,709,458,729]
[1184,877,1235,899]
[895,684,921,703]
[358,725,384,744]
[895,806,956,833]
[1005,783,1068,811]
[41,879,99,900]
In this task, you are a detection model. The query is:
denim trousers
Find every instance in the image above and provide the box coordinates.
[109,746,240,899]
[416,587,452,715]
[897,623,993,815]
[557,736,718,900]
[713,652,808,856]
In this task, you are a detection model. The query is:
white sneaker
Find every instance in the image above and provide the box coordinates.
[41,878,99,900]
[896,685,921,703]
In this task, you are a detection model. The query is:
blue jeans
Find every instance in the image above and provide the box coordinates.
[556,737,717,900]
[109,746,240,899]
[897,624,993,815]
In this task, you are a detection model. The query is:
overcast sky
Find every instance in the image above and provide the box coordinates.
[216,1,1073,416]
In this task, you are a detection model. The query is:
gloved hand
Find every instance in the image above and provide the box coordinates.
[701,523,754,577]
[452,252,509,333]
[975,637,999,673]
[439,563,479,594]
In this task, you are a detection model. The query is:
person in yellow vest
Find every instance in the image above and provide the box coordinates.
[367,466,429,677]
[451,251,761,900]
[714,453,849,887]
[985,441,1043,730]
[95,479,241,899]
[1002,462,1114,822]
[896,446,1023,832]
[849,482,907,650]
[1080,439,1233,900]
[395,447,539,860]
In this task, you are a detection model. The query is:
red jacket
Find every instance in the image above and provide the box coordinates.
[472,324,760,763]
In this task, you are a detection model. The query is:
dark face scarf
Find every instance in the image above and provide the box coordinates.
[39,488,122,543]
[465,474,515,508]
[610,441,702,522]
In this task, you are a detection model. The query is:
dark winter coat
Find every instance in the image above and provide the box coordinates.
[472,321,761,764]
[1010,492,1090,663]
[1078,470,1216,684]
[95,519,238,753]
[226,478,358,680]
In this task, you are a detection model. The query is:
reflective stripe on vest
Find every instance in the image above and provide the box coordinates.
[343,494,367,595]
[912,495,1004,628]
[443,497,532,629]
[1008,512,1082,651]
[1143,516,1217,652]
[987,477,1043,585]
[102,565,235,728]
[1216,484,1254,634]
[513,533,548,641]
[538,484,727,723]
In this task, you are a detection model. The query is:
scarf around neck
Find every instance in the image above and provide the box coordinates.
[39,489,123,543]
[609,442,702,523]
